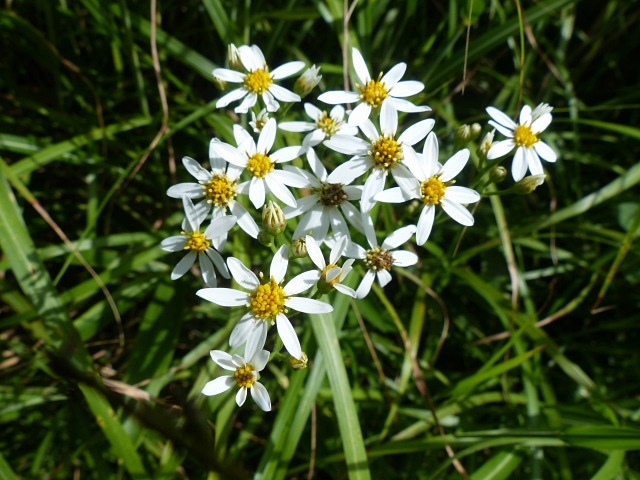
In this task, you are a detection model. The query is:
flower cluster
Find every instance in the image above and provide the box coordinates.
[161,44,557,412]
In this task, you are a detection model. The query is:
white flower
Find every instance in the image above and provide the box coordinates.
[249,108,270,133]
[160,196,235,286]
[325,109,434,212]
[279,103,358,150]
[376,132,481,245]
[305,235,356,298]
[202,349,271,412]
[196,245,333,360]
[486,103,557,181]
[209,118,308,209]
[317,47,430,126]
[346,215,418,299]
[213,44,304,113]
[282,148,363,242]
[166,154,260,240]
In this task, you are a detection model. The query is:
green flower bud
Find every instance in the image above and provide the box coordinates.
[262,201,286,236]
[289,352,308,370]
[477,129,495,160]
[257,230,274,247]
[291,236,308,258]
[455,123,481,144]
[489,166,508,184]
[227,43,243,70]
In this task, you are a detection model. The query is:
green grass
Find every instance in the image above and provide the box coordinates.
[1,1,640,479]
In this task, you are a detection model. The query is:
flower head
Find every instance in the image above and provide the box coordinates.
[318,47,430,126]
[486,103,557,181]
[202,349,271,412]
[209,118,308,209]
[376,132,481,245]
[282,148,363,242]
[250,109,270,133]
[196,245,333,360]
[214,44,305,113]
[160,196,235,286]
[346,214,418,299]
[305,235,356,297]
[166,154,260,240]
[325,109,434,212]
[279,103,358,151]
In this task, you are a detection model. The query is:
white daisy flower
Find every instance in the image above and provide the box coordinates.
[486,103,557,181]
[202,349,271,412]
[376,132,481,245]
[346,215,418,299]
[249,108,270,133]
[213,44,304,113]
[279,103,358,150]
[305,235,356,298]
[196,245,333,360]
[209,118,308,209]
[325,109,434,212]
[317,47,430,126]
[166,154,260,240]
[282,147,363,242]
[160,196,235,286]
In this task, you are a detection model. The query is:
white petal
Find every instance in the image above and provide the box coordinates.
[227,257,260,289]
[182,156,210,181]
[441,198,474,226]
[422,132,440,176]
[380,62,406,87]
[213,68,245,83]
[329,235,348,264]
[416,206,435,245]
[531,113,552,134]
[276,314,302,359]
[445,186,480,204]
[386,97,430,113]
[326,157,371,184]
[201,376,234,396]
[324,135,369,155]
[204,248,229,279]
[286,296,333,314]
[270,245,289,283]
[511,147,528,181]
[160,235,187,252]
[239,45,264,71]
[398,118,434,146]
[262,91,280,112]
[382,224,416,249]
[440,149,470,182]
[487,139,516,161]
[526,148,544,176]
[379,102,398,136]
[251,382,271,411]
[171,251,196,280]
[265,175,297,208]
[199,254,217,287]
[376,269,393,288]
[486,106,516,130]
[257,118,277,153]
[334,283,357,298]
[533,141,557,163]
[305,102,323,119]
[216,88,248,108]
[166,183,204,199]
[211,141,247,167]
[341,201,364,233]
[196,287,249,307]
[375,187,410,203]
[235,92,258,114]
[360,169,386,213]
[229,315,256,348]
[271,61,305,79]
[519,105,533,125]
[235,387,248,407]
[250,350,270,371]
[392,250,419,267]
[305,235,326,269]
[356,270,376,299]
[244,322,268,361]
[229,201,260,239]
[347,102,372,126]
[318,90,361,104]
[209,350,236,369]
[278,120,315,132]
[248,177,266,209]
[306,147,328,181]
[389,80,424,97]
[283,195,318,219]
[351,47,371,84]
[285,270,321,295]
[269,84,301,103]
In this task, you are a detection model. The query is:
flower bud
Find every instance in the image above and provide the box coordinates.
[489,166,508,184]
[257,230,274,247]
[291,236,308,258]
[250,109,270,133]
[262,201,286,236]
[227,43,243,70]
[213,76,227,92]
[289,351,308,370]
[477,129,495,160]
[514,174,546,194]
[455,123,481,145]
[294,65,322,98]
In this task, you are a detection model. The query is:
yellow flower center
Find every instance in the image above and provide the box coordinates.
[364,247,394,271]
[244,68,272,95]
[370,135,403,171]
[318,183,347,207]
[316,112,339,138]
[249,276,287,322]
[246,152,274,179]
[234,364,255,388]
[202,174,237,207]
[183,231,211,252]
[513,125,538,148]
[420,175,446,205]
[358,73,388,108]
[321,264,341,286]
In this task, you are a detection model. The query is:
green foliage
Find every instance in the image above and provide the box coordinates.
[1,0,640,479]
